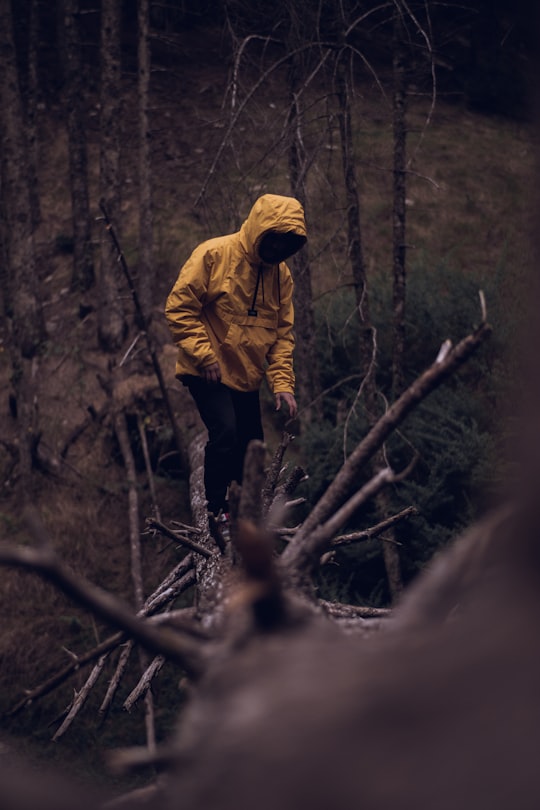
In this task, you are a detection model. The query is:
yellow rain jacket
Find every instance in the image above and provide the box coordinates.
[165,194,306,393]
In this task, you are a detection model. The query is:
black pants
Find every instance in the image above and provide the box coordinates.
[183,376,264,515]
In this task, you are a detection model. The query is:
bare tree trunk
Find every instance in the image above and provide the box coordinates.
[26,0,41,227]
[63,0,95,291]
[391,4,408,398]
[376,7,410,599]
[287,61,320,420]
[98,0,126,350]
[335,54,374,390]
[137,0,154,321]
[0,0,45,360]
[0,0,45,497]
[335,50,403,598]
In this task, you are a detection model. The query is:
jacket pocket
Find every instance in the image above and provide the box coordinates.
[221,319,277,378]
[229,313,278,329]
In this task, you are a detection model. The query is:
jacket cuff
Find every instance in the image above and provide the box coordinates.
[198,354,218,369]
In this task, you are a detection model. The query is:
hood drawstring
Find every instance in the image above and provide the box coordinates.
[248,263,280,316]
[248,265,263,317]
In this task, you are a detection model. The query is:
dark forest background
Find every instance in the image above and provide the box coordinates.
[0,0,535,789]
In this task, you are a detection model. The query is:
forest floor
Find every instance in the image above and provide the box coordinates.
[0,19,535,792]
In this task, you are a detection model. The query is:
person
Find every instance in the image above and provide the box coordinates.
[165,193,307,519]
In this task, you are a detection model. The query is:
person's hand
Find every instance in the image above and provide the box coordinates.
[275,392,298,419]
[201,362,221,384]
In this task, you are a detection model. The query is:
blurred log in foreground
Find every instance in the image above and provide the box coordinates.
[3,500,540,810]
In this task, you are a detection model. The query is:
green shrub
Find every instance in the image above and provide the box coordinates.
[300,252,516,606]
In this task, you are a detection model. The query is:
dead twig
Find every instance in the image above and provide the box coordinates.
[147,518,214,559]
[330,505,418,548]
[123,655,165,712]
[283,467,397,582]
[52,653,108,740]
[7,560,196,716]
[99,642,134,721]
[137,413,161,521]
[7,631,127,717]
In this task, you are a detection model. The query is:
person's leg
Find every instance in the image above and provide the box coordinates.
[183,376,237,514]
[230,389,264,484]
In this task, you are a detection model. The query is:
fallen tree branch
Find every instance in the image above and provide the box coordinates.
[98,203,185,466]
[319,599,391,619]
[52,653,109,741]
[330,505,418,548]
[281,468,397,581]
[0,541,204,670]
[147,518,214,559]
[7,549,195,716]
[124,655,165,712]
[137,413,161,521]
[187,431,239,624]
[100,642,134,720]
[7,630,127,717]
[187,432,211,535]
[0,529,204,677]
[100,609,202,720]
[144,558,195,612]
[283,321,491,571]
[114,411,144,608]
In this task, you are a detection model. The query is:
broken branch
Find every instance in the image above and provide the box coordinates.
[284,321,491,567]
[331,505,418,548]
[0,541,204,676]
[147,518,214,559]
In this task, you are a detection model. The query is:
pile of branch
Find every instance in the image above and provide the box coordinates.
[0,315,491,744]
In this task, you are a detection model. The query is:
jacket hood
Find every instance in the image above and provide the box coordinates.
[239,194,307,264]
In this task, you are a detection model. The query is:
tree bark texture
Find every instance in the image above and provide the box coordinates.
[26,0,41,227]
[187,432,238,628]
[63,0,95,291]
[391,6,408,397]
[136,0,154,320]
[0,0,45,360]
[287,59,320,418]
[335,53,374,391]
[98,0,125,350]
[0,0,45,496]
